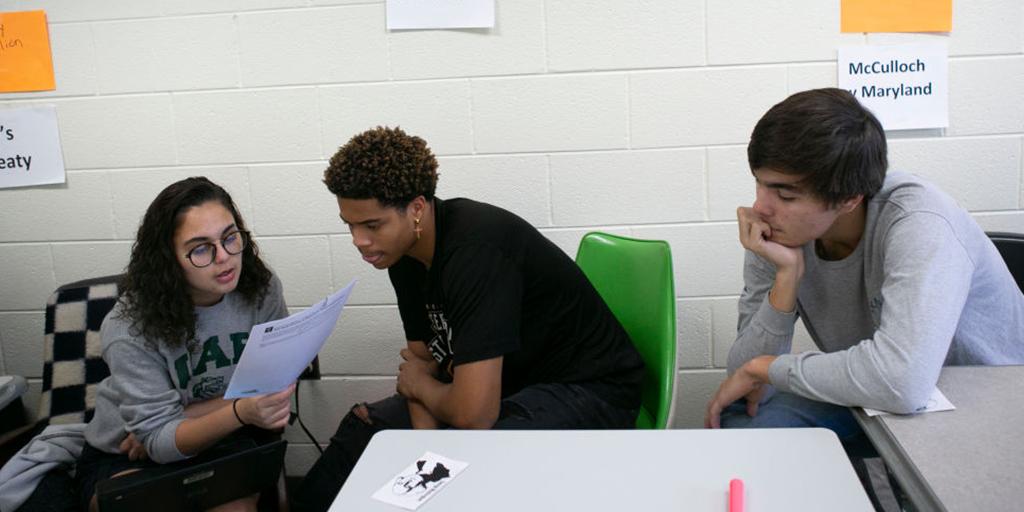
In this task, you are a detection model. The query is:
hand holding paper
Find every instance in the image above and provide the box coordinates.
[235,384,295,430]
[225,280,356,399]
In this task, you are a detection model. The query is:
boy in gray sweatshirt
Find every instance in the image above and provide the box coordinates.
[705,88,1024,433]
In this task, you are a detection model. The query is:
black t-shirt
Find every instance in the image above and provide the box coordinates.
[388,198,644,409]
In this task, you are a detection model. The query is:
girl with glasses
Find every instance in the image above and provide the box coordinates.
[76,176,294,512]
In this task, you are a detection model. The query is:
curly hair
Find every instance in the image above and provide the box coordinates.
[323,126,439,209]
[748,88,887,206]
[118,177,273,350]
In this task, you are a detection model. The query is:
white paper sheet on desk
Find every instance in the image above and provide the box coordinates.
[224,280,356,399]
[863,387,955,417]
[371,452,469,510]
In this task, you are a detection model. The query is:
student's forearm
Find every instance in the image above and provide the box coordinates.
[727,297,797,374]
[407,399,441,429]
[174,404,243,456]
[413,378,459,426]
[183,398,231,419]
[768,269,801,313]
[728,253,799,374]
[415,378,497,429]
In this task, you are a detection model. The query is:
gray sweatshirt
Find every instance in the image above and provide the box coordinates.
[84,275,287,463]
[728,171,1024,414]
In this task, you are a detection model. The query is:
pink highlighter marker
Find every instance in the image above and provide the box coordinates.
[729,478,744,512]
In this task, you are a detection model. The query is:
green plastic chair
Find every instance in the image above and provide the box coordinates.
[575,232,677,429]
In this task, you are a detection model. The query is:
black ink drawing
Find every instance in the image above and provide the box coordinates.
[392,459,452,496]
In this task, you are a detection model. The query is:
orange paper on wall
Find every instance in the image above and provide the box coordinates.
[841,0,952,33]
[0,10,56,92]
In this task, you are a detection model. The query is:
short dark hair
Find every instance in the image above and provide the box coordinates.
[323,126,438,209]
[747,88,887,206]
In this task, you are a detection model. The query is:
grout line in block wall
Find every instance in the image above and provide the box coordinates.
[702,0,709,65]
[85,22,99,98]
[625,74,633,149]
[0,325,6,374]
[52,131,1024,175]
[45,244,58,295]
[4,208,1024,248]
[242,166,257,234]
[325,235,337,290]
[383,4,395,82]
[544,155,554,226]
[784,60,791,93]
[47,3,386,26]
[707,299,717,367]
[231,12,244,89]
[0,58,930,101]
[314,86,326,160]
[101,171,118,239]
[702,147,710,221]
[7,52,1021,106]
[540,0,550,74]
[466,79,477,155]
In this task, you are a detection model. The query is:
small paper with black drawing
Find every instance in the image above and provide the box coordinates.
[372,452,469,510]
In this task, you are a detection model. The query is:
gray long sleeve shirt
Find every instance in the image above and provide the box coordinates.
[728,171,1024,414]
[84,275,287,463]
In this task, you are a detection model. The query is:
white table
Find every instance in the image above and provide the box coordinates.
[853,365,1024,512]
[329,428,873,511]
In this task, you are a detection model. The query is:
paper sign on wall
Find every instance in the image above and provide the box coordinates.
[0,10,56,92]
[841,0,952,33]
[0,106,65,189]
[838,43,948,131]
[386,0,494,30]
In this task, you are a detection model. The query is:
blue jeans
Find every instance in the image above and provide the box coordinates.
[720,391,865,443]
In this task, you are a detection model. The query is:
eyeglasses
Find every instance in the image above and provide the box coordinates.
[185,230,248,268]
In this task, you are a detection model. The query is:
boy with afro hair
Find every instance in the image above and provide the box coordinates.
[293,127,644,512]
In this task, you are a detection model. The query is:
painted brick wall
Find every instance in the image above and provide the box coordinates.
[1,0,1021,474]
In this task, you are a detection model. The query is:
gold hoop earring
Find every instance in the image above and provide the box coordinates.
[413,217,422,240]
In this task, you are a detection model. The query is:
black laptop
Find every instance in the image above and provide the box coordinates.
[96,439,287,512]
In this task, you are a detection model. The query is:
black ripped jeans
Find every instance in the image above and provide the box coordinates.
[291,383,637,512]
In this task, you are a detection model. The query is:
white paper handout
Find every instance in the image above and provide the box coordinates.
[386,0,494,30]
[863,387,955,417]
[0,106,66,189]
[371,452,469,510]
[224,280,356,399]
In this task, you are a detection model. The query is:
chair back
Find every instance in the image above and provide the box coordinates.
[575,232,676,429]
[988,232,1024,294]
[40,275,121,425]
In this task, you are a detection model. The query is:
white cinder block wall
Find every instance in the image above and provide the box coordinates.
[1,0,1021,475]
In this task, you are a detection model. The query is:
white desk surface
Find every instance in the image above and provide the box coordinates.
[854,365,1024,512]
[329,428,872,512]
